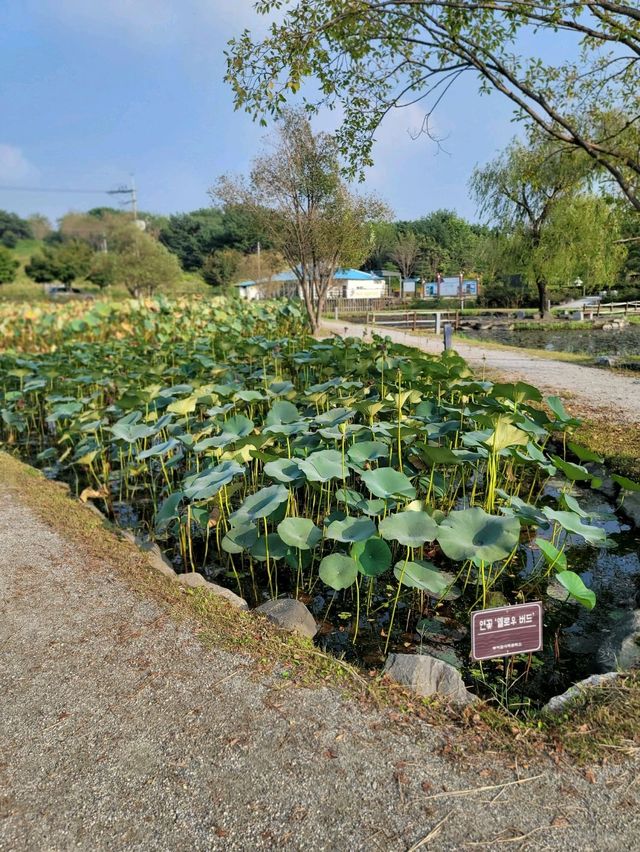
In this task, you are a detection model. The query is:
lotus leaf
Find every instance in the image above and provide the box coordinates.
[437,508,520,563]
[297,449,344,482]
[393,560,449,595]
[350,537,391,577]
[277,517,322,550]
[318,553,358,590]
[230,484,289,522]
[325,516,377,543]
[379,511,438,547]
[542,507,606,545]
[555,570,597,610]
[360,467,416,500]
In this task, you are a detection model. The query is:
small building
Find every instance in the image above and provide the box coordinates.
[235,268,386,301]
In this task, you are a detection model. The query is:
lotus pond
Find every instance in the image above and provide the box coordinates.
[1,297,638,711]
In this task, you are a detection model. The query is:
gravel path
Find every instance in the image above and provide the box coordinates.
[321,319,640,421]
[1,484,639,851]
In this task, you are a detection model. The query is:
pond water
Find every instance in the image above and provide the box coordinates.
[460,324,640,357]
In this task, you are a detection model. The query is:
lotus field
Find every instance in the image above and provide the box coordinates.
[0,296,616,706]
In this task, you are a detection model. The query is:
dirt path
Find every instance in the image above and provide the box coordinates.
[1,476,639,850]
[321,319,640,421]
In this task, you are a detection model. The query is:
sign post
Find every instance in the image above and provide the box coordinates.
[471,602,543,661]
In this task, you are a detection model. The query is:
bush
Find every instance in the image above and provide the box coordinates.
[0,247,19,284]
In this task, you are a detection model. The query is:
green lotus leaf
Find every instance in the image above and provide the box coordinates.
[535,537,567,571]
[297,449,344,482]
[490,381,542,404]
[541,507,606,545]
[250,533,289,562]
[350,537,391,577]
[277,517,322,550]
[221,414,254,437]
[137,438,179,460]
[360,467,416,499]
[393,559,449,595]
[379,511,438,547]
[437,507,520,563]
[325,516,377,543]
[612,474,640,492]
[264,458,303,483]
[567,442,603,464]
[315,407,355,427]
[154,491,184,532]
[230,484,289,522]
[265,400,299,425]
[183,460,244,501]
[346,440,389,465]
[221,521,258,554]
[319,553,358,590]
[551,456,593,482]
[555,570,597,610]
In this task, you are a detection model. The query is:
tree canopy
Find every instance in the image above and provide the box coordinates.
[214,109,389,329]
[226,1,640,208]
[0,210,31,248]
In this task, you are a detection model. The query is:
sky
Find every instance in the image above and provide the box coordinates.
[0,1,562,226]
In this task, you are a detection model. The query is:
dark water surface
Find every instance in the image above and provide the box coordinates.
[461,325,640,357]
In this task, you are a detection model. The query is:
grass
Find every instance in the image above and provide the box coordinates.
[1,448,638,765]
[573,415,640,480]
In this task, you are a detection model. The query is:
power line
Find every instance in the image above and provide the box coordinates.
[0,185,112,194]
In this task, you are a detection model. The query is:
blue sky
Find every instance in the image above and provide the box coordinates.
[0,1,557,225]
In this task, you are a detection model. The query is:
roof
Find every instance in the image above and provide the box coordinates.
[235,268,383,289]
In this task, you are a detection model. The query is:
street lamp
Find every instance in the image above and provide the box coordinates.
[574,277,585,298]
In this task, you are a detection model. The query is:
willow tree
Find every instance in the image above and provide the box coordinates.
[472,136,625,312]
[470,137,590,316]
[226,2,640,209]
[213,110,388,331]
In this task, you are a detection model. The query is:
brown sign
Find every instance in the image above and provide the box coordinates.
[471,602,543,661]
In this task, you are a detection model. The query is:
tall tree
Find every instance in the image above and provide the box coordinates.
[390,231,420,280]
[470,136,590,316]
[112,230,182,297]
[214,110,388,331]
[226,2,640,209]
[202,248,243,288]
[25,240,93,290]
[158,209,227,270]
[26,214,51,241]
[0,210,31,247]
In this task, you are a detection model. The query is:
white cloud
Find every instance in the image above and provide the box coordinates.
[0,145,38,183]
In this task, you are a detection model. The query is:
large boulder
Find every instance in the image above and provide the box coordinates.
[255,598,317,639]
[177,572,248,610]
[383,653,476,706]
[543,672,623,714]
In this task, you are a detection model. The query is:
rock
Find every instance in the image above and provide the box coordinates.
[617,611,640,670]
[543,672,623,714]
[255,598,317,638]
[383,653,476,706]
[620,492,640,527]
[177,572,248,610]
[84,502,107,520]
[583,463,618,499]
[595,356,618,368]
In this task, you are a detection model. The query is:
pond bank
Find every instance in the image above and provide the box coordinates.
[320,319,640,422]
[2,456,639,851]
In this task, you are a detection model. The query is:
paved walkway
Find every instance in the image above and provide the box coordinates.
[1,478,639,850]
[321,319,640,421]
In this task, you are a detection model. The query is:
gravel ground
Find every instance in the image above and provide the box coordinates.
[1,486,639,851]
[321,320,640,421]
